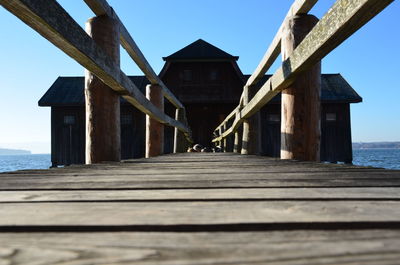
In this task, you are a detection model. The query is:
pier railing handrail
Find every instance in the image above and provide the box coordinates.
[213,0,393,144]
[0,0,193,144]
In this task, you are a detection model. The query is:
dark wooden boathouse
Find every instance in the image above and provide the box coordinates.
[39,39,362,167]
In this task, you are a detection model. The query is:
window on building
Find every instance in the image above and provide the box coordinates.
[183,70,192,81]
[267,114,280,122]
[326,113,337,121]
[209,70,218,81]
[121,114,133,125]
[64,115,75,125]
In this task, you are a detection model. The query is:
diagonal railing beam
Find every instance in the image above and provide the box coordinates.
[214,0,318,134]
[213,0,394,143]
[83,0,184,109]
[0,0,192,141]
[245,0,318,88]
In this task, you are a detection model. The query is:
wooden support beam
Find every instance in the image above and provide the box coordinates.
[214,106,239,133]
[213,0,318,137]
[83,0,184,109]
[0,0,191,138]
[223,124,228,152]
[212,0,394,143]
[280,14,321,161]
[85,15,121,164]
[233,126,242,153]
[219,127,225,151]
[146,85,164,158]
[174,108,188,153]
[245,0,318,88]
[241,85,261,155]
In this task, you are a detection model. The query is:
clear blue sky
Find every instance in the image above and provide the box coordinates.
[0,0,399,153]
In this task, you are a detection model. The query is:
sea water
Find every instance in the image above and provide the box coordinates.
[0,150,399,173]
[352,149,400,170]
[0,154,51,173]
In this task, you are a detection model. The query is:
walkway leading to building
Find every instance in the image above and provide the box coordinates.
[1,153,400,264]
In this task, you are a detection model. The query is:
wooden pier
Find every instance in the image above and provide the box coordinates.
[1,0,399,263]
[1,153,400,264]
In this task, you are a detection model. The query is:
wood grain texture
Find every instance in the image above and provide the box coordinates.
[145,84,164,158]
[0,0,191,136]
[1,201,400,226]
[281,14,321,161]
[173,108,189,153]
[1,230,400,265]
[245,0,318,87]
[1,153,400,263]
[212,0,394,143]
[1,153,400,190]
[83,0,184,109]
[85,15,121,164]
[1,188,400,202]
[213,0,318,139]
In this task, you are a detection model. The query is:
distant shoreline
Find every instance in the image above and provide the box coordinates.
[0,148,31,156]
[0,153,50,156]
[353,142,400,150]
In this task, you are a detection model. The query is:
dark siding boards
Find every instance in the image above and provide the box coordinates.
[260,103,354,163]
[120,106,145,160]
[321,103,353,163]
[161,61,243,103]
[51,107,85,167]
[162,61,243,146]
[51,106,145,167]
[260,104,281,158]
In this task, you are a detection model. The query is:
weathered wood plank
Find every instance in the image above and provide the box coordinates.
[1,153,399,191]
[0,0,190,135]
[1,188,400,202]
[0,230,400,264]
[213,0,395,142]
[83,0,184,109]
[245,0,318,87]
[1,201,400,226]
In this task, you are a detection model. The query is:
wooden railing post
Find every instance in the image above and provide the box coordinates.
[85,15,120,164]
[219,127,225,151]
[241,86,261,155]
[174,108,188,153]
[281,14,321,161]
[233,126,242,153]
[223,124,228,152]
[146,84,164,157]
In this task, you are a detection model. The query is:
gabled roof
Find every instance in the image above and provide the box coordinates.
[38,76,150,107]
[243,74,362,103]
[39,74,361,107]
[163,39,239,61]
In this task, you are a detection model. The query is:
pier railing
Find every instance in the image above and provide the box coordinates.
[0,0,193,160]
[212,0,394,159]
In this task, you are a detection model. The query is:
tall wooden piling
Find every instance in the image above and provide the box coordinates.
[281,14,321,161]
[241,86,261,155]
[233,126,242,153]
[85,15,121,164]
[146,84,164,157]
[174,108,188,153]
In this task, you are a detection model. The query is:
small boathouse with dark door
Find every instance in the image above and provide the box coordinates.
[39,39,362,167]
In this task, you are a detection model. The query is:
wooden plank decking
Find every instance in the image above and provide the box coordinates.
[1,152,400,264]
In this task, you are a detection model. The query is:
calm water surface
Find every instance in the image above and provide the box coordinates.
[0,150,399,173]
[352,149,400,170]
[0,154,51,173]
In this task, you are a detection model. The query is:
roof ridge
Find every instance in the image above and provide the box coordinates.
[163,39,238,61]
